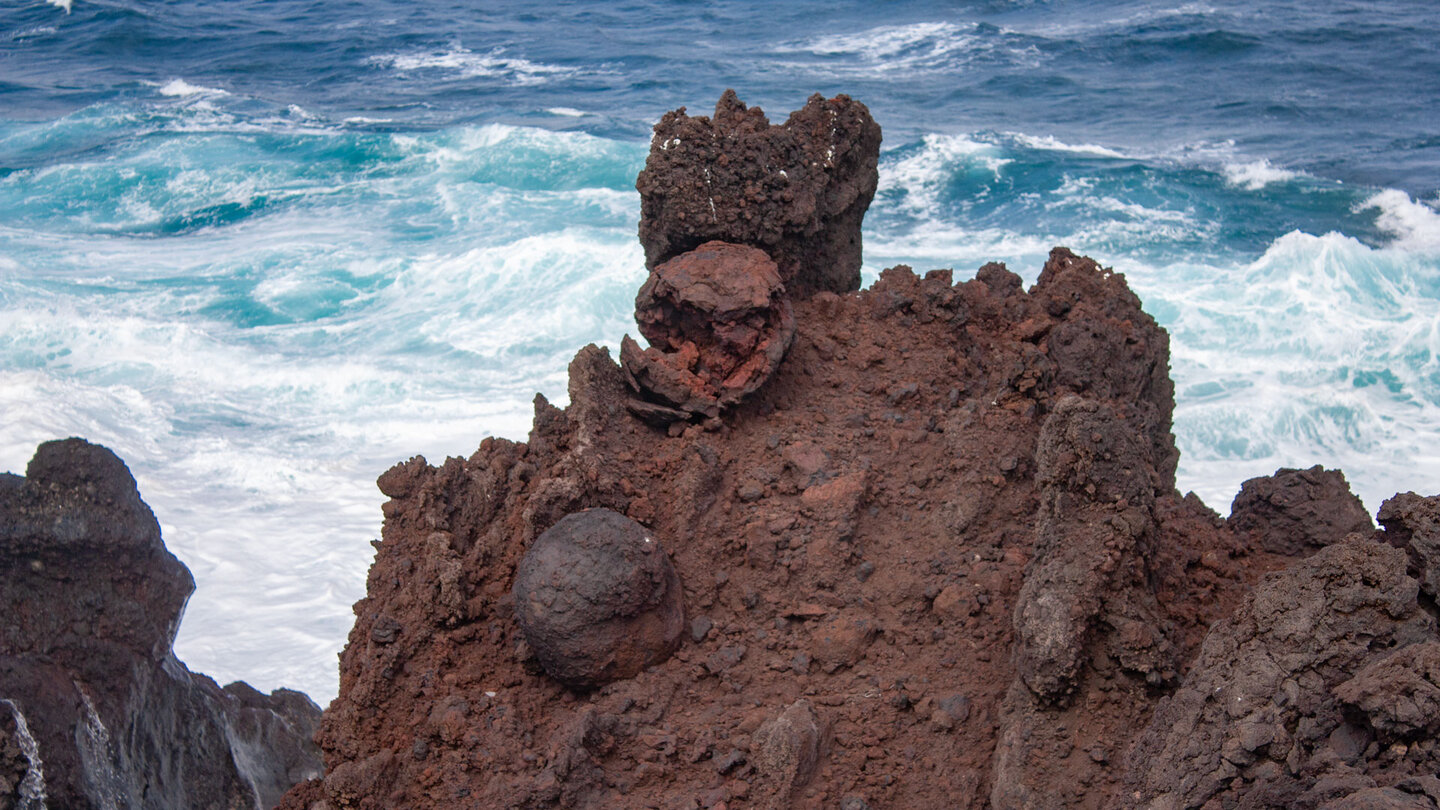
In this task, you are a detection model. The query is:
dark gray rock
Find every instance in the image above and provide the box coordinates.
[1121,539,1434,809]
[636,90,881,298]
[1229,465,1374,556]
[0,438,322,810]
[513,509,685,690]
[1377,492,1440,598]
[1335,642,1440,741]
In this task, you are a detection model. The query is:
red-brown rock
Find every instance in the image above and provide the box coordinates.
[286,94,1440,810]
[622,240,795,420]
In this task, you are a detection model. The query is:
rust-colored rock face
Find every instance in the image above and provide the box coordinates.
[622,240,796,421]
[284,94,1440,810]
[513,508,685,690]
[636,90,881,297]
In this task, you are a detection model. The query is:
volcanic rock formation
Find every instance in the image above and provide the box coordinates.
[282,93,1440,810]
[636,90,881,297]
[1229,464,1374,556]
[0,438,322,810]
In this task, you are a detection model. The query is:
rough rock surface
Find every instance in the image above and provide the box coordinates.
[1229,465,1374,556]
[1378,492,1440,598]
[636,90,881,297]
[283,94,1439,810]
[513,508,685,690]
[0,438,322,810]
[288,245,1276,810]
[1122,539,1437,809]
[621,241,796,421]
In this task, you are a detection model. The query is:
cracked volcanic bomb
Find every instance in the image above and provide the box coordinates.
[278,93,1440,810]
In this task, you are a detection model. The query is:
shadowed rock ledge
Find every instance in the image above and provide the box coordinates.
[0,438,322,810]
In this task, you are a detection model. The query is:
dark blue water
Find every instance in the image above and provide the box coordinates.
[2,0,1437,700]
[6,1,1438,195]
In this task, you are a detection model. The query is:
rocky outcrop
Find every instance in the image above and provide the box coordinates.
[636,90,881,297]
[282,93,1439,810]
[290,237,1272,809]
[0,438,322,810]
[1230,465,1374,555]
[1378,492,1440,598]
[1122,539,1436,809]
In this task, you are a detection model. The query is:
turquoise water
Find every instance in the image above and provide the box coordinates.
[2,0,1437,700]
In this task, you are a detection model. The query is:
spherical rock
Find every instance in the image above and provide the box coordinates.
[620,240,796,420]
[512,509,685,690]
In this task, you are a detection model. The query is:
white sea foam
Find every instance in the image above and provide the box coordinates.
[879,134,1011,216]
[863,224,1056,284]
[369,46,577,86]
[5,24,57,40]
[0,123,652,697]
[46,0,70,13]
[1222,159,1299,190]
[1010,2,1218,38]
[546,107,586,117]
[1007,133,1128,159]
[802,21,976,58]
[777,20,1039,75]
[1358,189,1440,253]
[157,78,230,98]
[1142,230,1440,513]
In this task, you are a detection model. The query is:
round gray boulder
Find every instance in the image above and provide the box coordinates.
[512,509,685,689]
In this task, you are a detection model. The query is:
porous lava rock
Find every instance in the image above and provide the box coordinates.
[289,247,1285,810]
[1334,642,1440,741]
[1322,778,1440,810]
[1121,539,1438,809]
[512,508,685,690]
[636,90,881,296]
[284,93,1440,809]
[1378,492,1440,598]
[0,438,322,810]
[621,240,796,421]
[1229,464,1374,555]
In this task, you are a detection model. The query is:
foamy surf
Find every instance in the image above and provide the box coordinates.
[45,0,70,13]
[368,46,580,86]
[156,78,229,98]
[0,115,652,698]
[1155,229,1440,512]
[1360,189,1440,254]
[1221,159,1299,190]
[777,20,1041,75]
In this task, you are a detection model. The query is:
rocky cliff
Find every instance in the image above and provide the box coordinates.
[0,438,323,810]
[282,93,1440,810]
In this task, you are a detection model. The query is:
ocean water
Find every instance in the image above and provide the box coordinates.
[2,0,1437,702]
